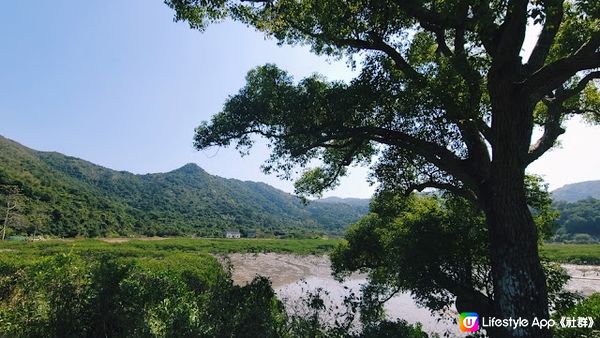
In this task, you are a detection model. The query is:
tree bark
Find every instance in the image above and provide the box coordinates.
[482,176,551,337]
[2,201,10,240]
[481,80,552,338]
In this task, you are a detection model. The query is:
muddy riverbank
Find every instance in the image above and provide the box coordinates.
[222,253,600,337]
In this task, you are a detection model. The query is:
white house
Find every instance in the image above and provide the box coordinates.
[225,230,241,239]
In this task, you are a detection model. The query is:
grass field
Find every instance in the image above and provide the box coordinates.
[0,238,598,264]
[540,243,600,265]
[0,238,340,258]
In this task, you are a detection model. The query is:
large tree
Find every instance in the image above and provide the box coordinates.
[330,180,578,337]
[166,1,600,337]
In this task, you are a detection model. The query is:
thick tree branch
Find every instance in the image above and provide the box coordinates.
[527,101,564,164]
[212,123,478,190]
[285,21,425,82]
[406,181,479,206]
[526,0,565,73]
[223,123,479,193]
[471,1,501,55]
[423,5,491,164]
[426,23,490,175]
[477,120,493,143]
[393,0,474,30]
[357,126,479,191]
[494,0,529,64]
[556,71,600,101]
[528,71,600,164]
[524,31,600,101]
[342,34,424,82]
[437,274,494,317]
[419,23,452,57]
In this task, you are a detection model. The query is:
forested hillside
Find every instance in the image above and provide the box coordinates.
[0,136,366,237]
[318,197,370,209]
[552,181,600,202]
[550,182,600,242]
[552,198,600,243]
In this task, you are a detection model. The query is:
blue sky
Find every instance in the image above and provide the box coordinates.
[0,1,598,198]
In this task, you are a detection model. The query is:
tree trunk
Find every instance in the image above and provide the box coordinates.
[2,201,10,240]
[482,80,552,337]
[482,177,551,338]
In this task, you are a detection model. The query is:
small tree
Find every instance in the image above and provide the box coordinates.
[1,185,23,240]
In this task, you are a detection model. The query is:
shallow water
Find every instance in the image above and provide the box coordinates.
[226,253,600,337]
[277,276,459,336]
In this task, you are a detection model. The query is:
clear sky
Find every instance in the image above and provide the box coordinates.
[0,1,598,198]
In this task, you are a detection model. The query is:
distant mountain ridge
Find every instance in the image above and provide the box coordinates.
[318,197,370,209]
[552,180,600,202]
[0,135,367,238]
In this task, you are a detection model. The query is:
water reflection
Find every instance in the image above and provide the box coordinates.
[277,276,461,337]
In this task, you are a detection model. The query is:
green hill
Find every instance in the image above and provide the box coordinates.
[552,198,600,243]
[318,197,370,210]
[0,136,367,238]
[552,180,600,202]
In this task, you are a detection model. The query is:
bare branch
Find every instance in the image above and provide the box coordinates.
[376,286,402,307]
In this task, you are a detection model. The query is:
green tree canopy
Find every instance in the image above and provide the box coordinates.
[165,1,600,337]
[331,180,577,335]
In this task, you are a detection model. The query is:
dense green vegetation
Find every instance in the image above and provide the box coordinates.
[552,181,600,203]
[0,240,431,338]
[0,237,597,264]
[0,238,340,256]
[540,243,600,265]
[0,136,367,238]
[552,198,600,243]
[330,192,599,336]
[330,192,579,320]
[6,132,600,245]
[553,293,600,338]
[0,238,597,337]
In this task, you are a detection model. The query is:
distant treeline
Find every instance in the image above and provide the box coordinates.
[552,198,600,243]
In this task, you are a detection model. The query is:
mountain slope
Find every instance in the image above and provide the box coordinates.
[0,136,366,237]
[552,181,600,202]
[552,198,600,242]
[318,197,370,210]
